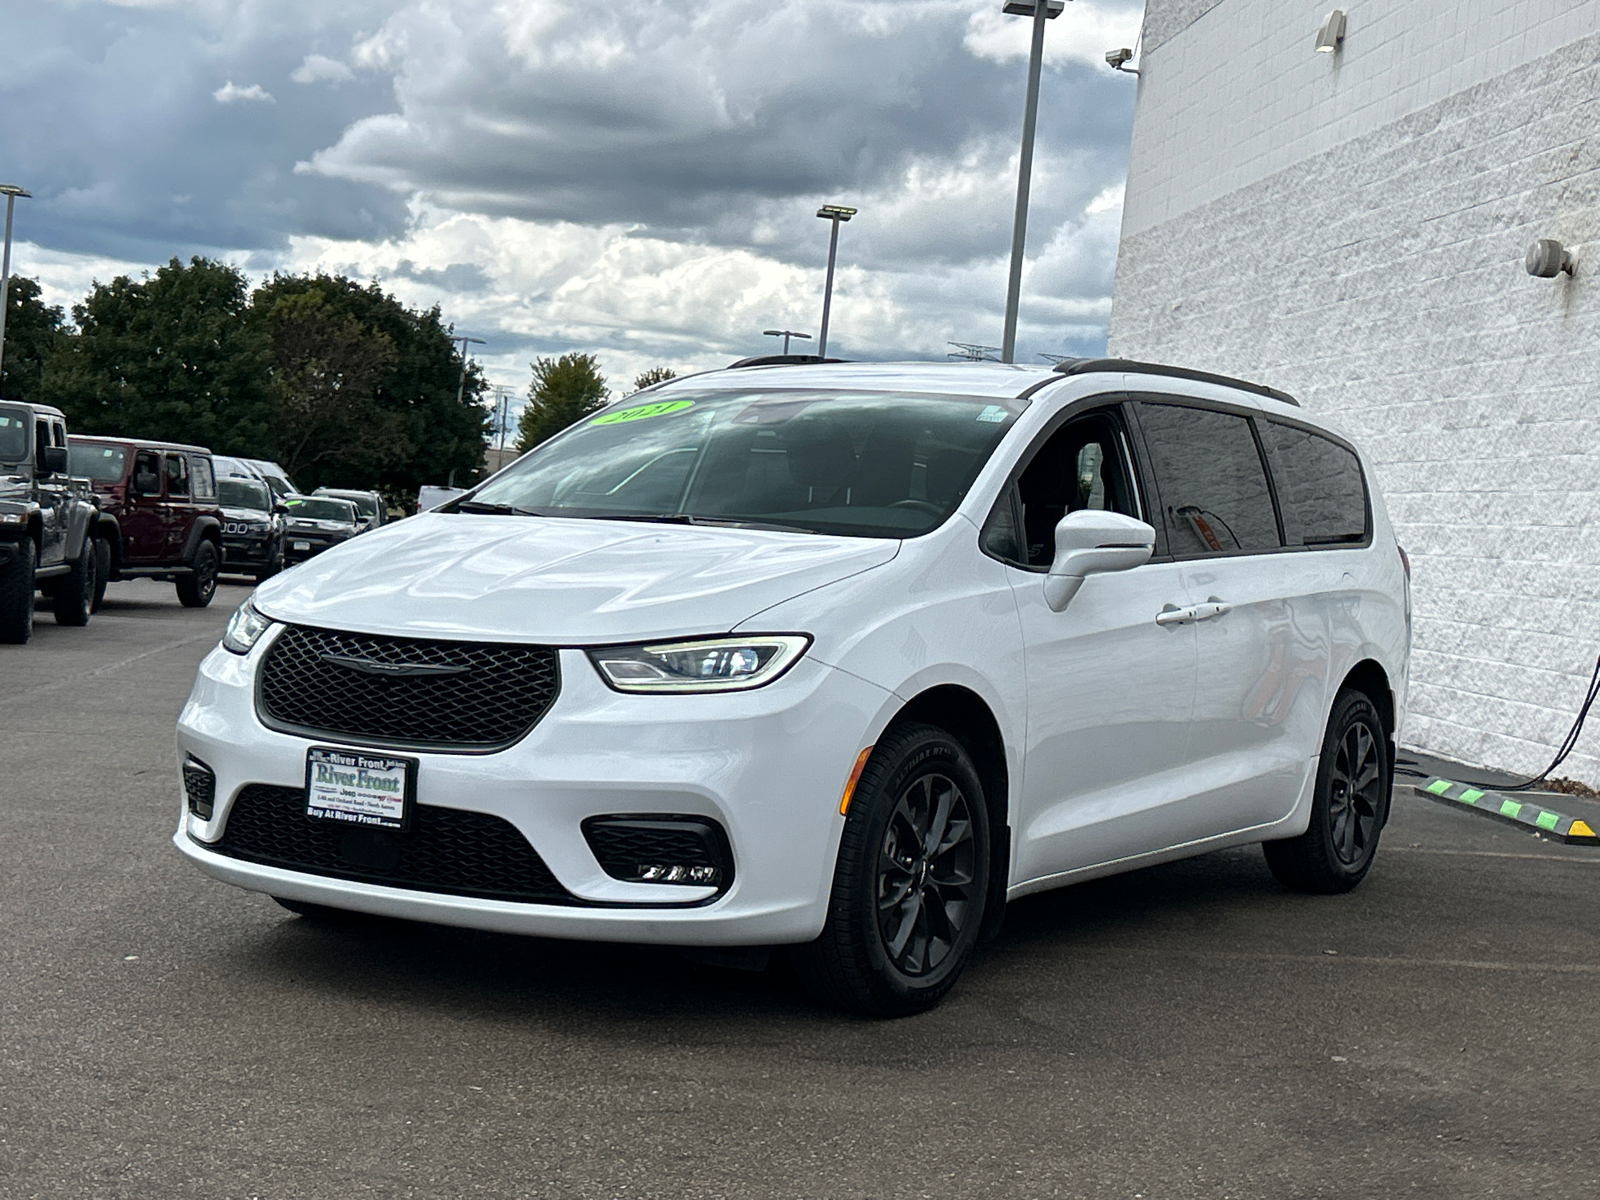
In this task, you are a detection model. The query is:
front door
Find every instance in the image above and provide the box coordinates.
[33,419,67,567]
[994,402,1200,884]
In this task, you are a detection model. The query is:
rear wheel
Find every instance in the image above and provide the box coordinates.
[792,722,990,1017]
[52,537,95,626]
[1263,690,1390,894]
[176,540,219,608]
[0,538,37,644]
[90,536,111,613]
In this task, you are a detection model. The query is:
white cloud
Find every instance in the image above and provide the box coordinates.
[963,1,1144,68]
[291,54,356,85]
[212,80,274,104]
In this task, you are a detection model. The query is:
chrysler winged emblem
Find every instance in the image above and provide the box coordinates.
[319,653,469,679]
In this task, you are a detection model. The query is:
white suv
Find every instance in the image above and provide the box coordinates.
[176,359,1410,1016]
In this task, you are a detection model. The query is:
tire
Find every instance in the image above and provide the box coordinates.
[0,538,37,644]
[792,721,990,1017]
[176,540,219,608]
[1263,690,1391,894]
[90,536,111,613]
[52,537,95,627]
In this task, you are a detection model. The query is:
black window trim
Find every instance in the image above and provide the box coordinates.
[1126,393,1373,564]
[979,392,1163,573]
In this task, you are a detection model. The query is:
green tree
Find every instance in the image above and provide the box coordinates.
[42,257,274,452]
[0,278,66,404]
[251,273,489,495]
[266,290,404,485]
[631,366,677,394]
[517,353,609,451]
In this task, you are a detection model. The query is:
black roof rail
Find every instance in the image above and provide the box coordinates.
[1050,357,1300,407]
[726,354,851,369]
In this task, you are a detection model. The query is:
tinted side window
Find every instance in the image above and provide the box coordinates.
[1257,421,1368,546]
[133,450,163,495]
[191,455,216,500]
[1135,402,1280,555]
[165,453,190,498]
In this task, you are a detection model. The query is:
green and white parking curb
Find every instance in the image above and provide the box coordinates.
[1419,778,1600,845]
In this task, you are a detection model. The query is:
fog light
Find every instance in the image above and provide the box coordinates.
[639,864,721,884]
[583,815,734,890]
[183,757,216,820]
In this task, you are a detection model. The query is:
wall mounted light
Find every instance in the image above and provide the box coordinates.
[1106,47,1140,75]
[1315,10,1346,53]
[1526,238,1575,278]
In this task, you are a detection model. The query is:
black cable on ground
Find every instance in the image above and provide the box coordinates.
[1395,653,1600,793]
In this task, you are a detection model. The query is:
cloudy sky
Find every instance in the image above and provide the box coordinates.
[2,0,1144,407]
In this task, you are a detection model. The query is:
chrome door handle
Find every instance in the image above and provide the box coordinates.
[1155,604,1198,626]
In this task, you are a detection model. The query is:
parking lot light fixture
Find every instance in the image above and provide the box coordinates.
[815,205,857,358]
[1000,1,1066,365]
[451,335,486,406]
[763,329,813,355]
[0,184,32,390]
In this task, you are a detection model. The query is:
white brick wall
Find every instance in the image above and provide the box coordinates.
[1124,0,1600,237]
[1110,3,1600,779]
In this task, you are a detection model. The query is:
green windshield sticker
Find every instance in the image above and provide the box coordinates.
[976,405,1009,424]
[591,400,695,426]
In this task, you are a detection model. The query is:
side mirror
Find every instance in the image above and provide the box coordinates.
[1044,510,1156,612]
[39,445,69,476]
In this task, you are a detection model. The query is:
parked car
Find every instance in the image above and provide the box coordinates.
[218,476,286,582]
[175,359,1410,1016]
[281,495,360,566]
[68,435,224,608]
[313,487,386,533]
[214,455,300,502]
[0,400,101,642]
[416,485,466,513]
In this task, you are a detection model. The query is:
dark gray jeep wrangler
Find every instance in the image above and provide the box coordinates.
[0,400,101,643]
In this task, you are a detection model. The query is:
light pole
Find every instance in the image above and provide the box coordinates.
[0,184,32,392]
[815,204,857,358]
[451,335,486,406]
[1000,0,1065,364]
[763,329,812,356]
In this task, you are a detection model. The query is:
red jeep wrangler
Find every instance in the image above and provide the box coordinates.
[67,436,225,608]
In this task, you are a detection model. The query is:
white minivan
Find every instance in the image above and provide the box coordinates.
[176,359,1410,1015]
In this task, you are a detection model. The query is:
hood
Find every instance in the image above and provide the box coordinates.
[254,513,900,643]
[222,505,272,522]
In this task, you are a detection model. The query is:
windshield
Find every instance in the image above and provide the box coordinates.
[68,442,129,482]
[466,388,1026,538]
[285,497,356,523]
[323,491,377,516]
[0,405,30,464]
[219,478,271,511]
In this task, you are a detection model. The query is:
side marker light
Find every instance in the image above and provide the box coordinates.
[839,746,874,815]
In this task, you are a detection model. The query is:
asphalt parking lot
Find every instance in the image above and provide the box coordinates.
[3,580,1599,1199]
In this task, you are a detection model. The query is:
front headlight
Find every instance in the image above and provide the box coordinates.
[222,601,274,656]
[588,635,810,693]
[0,511,27,527]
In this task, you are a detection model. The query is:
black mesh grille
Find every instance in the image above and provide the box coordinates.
[212,784,579,904]
[258,625,559,751]
[583,816,734,889]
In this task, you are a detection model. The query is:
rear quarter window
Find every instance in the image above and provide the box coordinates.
[1256,421,1369,546]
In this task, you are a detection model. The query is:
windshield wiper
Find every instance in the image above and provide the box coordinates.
[583,513,818,534]
[454,500,543,516]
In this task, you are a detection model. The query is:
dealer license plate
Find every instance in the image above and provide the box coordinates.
[292,540,311,551]
[304,747,416,831]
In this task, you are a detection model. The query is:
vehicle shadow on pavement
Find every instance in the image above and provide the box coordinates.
[213,846,1290,1027]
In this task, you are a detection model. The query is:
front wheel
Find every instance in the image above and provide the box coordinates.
[0,538,37,644]
[1263,690,1390,894]
[176,541,219,608]
[52,537,95,626]
[792,722,990,1017]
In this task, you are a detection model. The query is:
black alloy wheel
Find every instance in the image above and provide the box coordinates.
[0,537,37,644]
[1263,689,1390,893]
[793,721,990,1017]
[177,541,220,608]
[52,537,95,627]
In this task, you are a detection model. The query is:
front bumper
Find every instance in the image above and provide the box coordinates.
[222,533,275,570]
[283,534,346,564]
[174,632,892,946]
